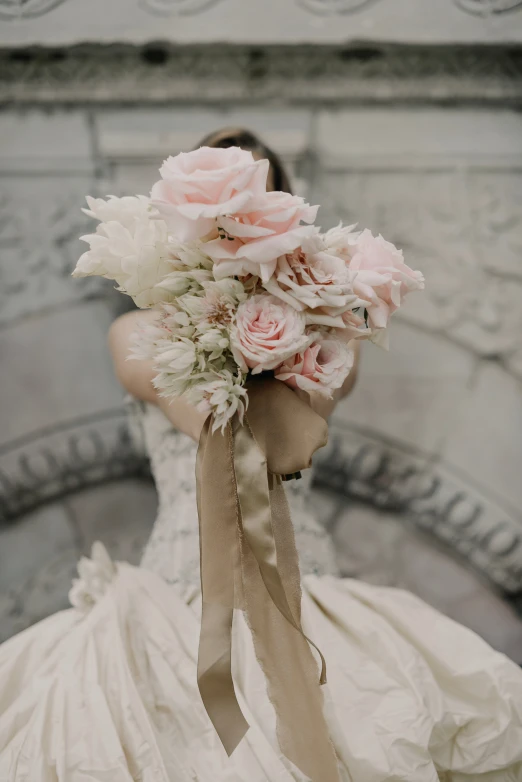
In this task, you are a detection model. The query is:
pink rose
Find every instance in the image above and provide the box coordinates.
[348,229,424,329]
[207,190,319,283]
[150,146,269,243]
[275,336,354,397]
[231,293,311,374]
[265,242,358,327]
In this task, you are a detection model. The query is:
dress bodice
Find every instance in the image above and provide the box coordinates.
[132,401,339,597]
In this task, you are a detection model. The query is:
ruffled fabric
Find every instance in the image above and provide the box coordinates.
[1,545,522,782]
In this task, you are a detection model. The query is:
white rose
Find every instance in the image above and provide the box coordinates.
[73,195,175,308]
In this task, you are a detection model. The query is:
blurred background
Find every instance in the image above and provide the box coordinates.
[1,0,522,660]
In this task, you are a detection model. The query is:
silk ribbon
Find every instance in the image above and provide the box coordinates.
[196,376,340,782]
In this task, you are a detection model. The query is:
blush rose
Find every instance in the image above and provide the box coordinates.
[275,336,354,397]
[265,241,359,327]
[230,293,311,374]
[348,230,424,329]
[208,190,319,283]
[151,146,269,243]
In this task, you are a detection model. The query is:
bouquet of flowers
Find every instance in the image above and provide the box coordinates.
[73,145,424,782]
[73,146,424,430]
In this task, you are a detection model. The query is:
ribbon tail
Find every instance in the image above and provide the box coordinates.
[196,418,250,756]
[232,417,340,782]
[195,377,340,782]
[234,420,326,677]
[267,474,328,685]
[197,602,249,755]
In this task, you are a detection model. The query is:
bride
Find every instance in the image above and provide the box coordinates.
[1,128,522,782]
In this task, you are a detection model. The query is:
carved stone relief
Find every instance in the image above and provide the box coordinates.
[314,166,522,373]
[0,0,228,20]
[1,45,521,106]
[0,33,521,623]
[296,0,382,13]
[139,0,225,14]
[1,0,522,46]
[314,425,522,594]
[0,182,109,325]
[0,410,149,523]
[1,0,521,24]
[0,0,67,20]
[455,0,522,14]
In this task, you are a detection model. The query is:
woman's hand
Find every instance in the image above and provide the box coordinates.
[108,310,209,442]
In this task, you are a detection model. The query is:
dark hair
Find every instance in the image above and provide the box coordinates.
[195,127,293,194]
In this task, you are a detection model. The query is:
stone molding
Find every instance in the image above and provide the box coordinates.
[0,409,150,523]
[455,0,522,14]
[1,44,522,106]
[139,0,225,14]
[314,424,522,595]
[2,407,520,596]
[1,0,522,45]
[0,0,67,19]
[2,0,521,17]
[296,0,381,13]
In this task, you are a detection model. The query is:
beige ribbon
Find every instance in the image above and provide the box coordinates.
[196,376,340,782]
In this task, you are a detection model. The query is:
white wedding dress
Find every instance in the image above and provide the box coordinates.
[1,403,522,782]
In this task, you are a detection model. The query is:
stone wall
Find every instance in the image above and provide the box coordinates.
[1,27,522,652]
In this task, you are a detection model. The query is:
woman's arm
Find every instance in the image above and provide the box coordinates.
[108,310,208,442]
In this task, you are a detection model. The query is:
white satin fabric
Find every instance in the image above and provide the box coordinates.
[1,404,522,781]
[1,546,522,781]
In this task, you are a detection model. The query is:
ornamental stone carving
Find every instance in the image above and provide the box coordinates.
[0,0,67,19]
[296,0,383,14]
[0,186,107,325]
[0,45,521,106]
[315,168,522,369]
[139,0,226,14]
[455,0,522,14]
